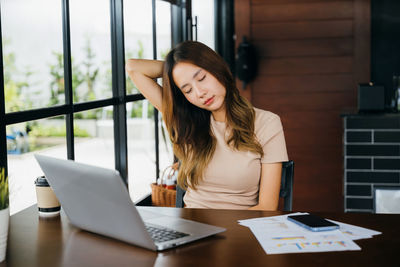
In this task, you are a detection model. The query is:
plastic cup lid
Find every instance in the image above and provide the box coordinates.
[35,176,49,187]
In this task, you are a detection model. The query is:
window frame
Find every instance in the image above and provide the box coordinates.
[0,0,191,188]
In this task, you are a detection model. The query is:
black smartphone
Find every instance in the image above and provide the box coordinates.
[287,214,339,232]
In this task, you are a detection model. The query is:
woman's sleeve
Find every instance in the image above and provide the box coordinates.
[257,112,289,164]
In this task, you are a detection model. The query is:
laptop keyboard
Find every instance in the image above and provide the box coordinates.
[145,224,190,243]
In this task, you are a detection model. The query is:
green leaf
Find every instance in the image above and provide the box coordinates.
[0,168,9,210]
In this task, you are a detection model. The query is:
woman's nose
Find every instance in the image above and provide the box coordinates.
[194,85,207,98]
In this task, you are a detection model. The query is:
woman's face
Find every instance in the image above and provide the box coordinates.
[172,62,226,118]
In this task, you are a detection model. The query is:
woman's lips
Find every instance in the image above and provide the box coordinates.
[204,96,214,105]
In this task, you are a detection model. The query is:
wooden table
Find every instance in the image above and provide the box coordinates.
[1,205,399,267]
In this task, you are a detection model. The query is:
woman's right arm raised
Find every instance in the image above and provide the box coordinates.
[125,59,164,111]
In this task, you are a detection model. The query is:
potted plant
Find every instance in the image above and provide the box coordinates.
[0,167,9,262]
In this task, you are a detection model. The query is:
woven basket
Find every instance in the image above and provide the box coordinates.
[150,164,178,207]
[151,183,176,207]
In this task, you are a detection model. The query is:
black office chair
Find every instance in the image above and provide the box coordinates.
[176,160,294,211]
[280,160,294,211]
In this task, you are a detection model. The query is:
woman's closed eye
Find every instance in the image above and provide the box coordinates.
[183,74,205,94]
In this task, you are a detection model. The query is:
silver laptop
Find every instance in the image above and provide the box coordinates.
[35,154,225,251]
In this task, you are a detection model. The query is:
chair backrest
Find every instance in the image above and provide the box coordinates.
[280,160,294,211]
[176,160,294,211]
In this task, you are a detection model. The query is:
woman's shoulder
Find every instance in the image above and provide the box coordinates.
[253,107,283,137]
[253,107,281,124]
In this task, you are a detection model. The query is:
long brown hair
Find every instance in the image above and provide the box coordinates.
[162,41,263,190]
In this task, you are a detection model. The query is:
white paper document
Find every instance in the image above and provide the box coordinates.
[238,213,381,254]
[327,219,382,241]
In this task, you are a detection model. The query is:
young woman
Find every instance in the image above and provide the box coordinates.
[126,41,288,210]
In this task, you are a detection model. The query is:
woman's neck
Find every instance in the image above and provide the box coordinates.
[212,109,226,122]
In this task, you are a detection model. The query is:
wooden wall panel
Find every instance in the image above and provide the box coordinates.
[255,38,353,58]
[252,0,349,4]
[253,91,356,111]
[354,0,371,85]
[280,111,345,130]
[252,1,353,22]
[235,0,371,212]
[284,128,343,147]
[289,145,343,211]
[258,57,353,75]
[235,0,252,100]
[253,74,354,93]
[252,20,353,40]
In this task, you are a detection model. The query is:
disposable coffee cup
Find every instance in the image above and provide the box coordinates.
[34,176,61,217]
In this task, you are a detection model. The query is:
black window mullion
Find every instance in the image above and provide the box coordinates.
[171,0,191,47]
[171,1,184,46]
[125,93,145,103]
[62,0,74,160]
[161,0,179,4]
[152,0,160,180]
[110,0,128,185]
[214,0,235,74]
[185,0,192,40]
[5,105,71,125]
[73,98,117,113]
[5,98,118,126]
[0,3,8,173]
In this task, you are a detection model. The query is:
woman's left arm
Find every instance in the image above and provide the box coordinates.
[249,162,282,211]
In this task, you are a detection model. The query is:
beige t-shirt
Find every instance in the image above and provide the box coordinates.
[183,108,288,209]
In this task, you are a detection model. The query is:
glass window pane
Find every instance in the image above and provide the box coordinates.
[74,108,114,169]
[155,1,174,191]
[192,0,215,49]
[157,113,174,185]
[127,100,173,202]
[1,0,64,112]
[156,0,172,59]
[7,117,67,215]
[124,0,153,95]
[70,0,112,103]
